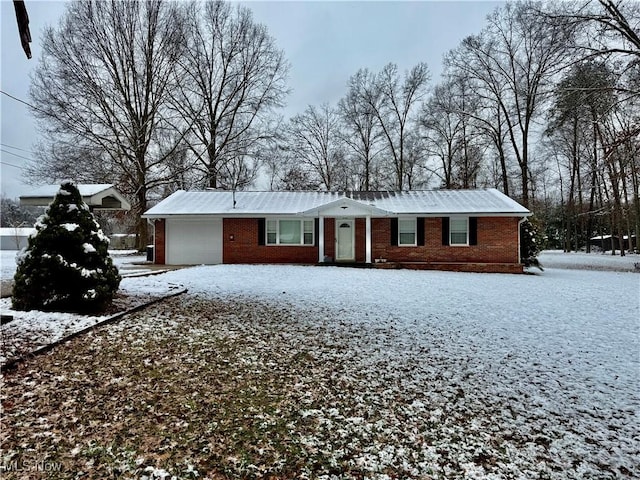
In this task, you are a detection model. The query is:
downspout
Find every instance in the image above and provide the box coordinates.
[517,217,526,265]
[147,218,155,263]
[365,215,372,263]
[318,215,325,263]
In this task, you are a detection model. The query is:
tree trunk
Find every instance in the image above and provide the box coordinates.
[135,186,148,252]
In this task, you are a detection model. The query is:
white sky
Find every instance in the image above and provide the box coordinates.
[0,0,500,199]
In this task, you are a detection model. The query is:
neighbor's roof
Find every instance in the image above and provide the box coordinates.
[143,189,530,218]
[20,184,131,211]
[0,227,36,236]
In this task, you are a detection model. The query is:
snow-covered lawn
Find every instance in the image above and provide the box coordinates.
[1,250,177,364]
[1,249,148,281]
[0,275,184,365]
[1,261,638,479]
[539,250,640,272]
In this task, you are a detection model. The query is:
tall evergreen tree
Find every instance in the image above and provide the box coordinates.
[520,217,544,270]
[12,181,121,313]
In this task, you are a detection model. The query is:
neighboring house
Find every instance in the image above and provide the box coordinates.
[590,234,637,252]
[142,189,531,273]
[0,227,35,250]
[20,184,131,211]
[108,234,137,250]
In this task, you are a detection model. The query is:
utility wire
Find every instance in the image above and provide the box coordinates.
[1,90,33,108]
[0,160,26,170]
[0,149,36,163]
[0,143,35,154]
[0,89,49,117]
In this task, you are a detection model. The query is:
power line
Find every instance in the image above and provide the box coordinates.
[0,89,49,116]
[1,90,31,106]
[0,160,26,170]
[0,149,36,163]
[0,143,35,154]
[0,90,33,108]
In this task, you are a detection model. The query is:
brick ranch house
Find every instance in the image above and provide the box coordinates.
[142,189,531,273]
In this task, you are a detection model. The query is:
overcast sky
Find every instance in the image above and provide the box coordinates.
[0,0,500,199]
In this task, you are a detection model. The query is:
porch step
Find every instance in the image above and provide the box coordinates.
[316,262,375,269]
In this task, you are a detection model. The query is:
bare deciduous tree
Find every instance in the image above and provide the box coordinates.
[29,0,186,249]
[445,1,573,207]
[545,0,639,60]
[421,75,485,189]
[172,0,289,189]
[357,63,430,190]
[338,69,385,191]
[285,103,347,191]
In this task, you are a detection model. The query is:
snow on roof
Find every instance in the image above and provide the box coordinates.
[22,184,115,198]
[143,189,530,218]
[590,234,635,240]
[20,184,131,211]
[0,227,36,236]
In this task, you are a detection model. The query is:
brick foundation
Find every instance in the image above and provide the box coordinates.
[374,262,523,274]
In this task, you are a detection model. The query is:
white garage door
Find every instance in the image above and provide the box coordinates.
[165,218,223,265]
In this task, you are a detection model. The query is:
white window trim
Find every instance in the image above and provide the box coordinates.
[266,218,314,246]
[398,217,417,247]
[449,216,469,246]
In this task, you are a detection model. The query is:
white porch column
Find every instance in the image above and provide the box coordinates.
[365,215,372,263]
[318,216,325,262]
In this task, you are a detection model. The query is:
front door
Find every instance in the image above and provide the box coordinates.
[335,219,355,261]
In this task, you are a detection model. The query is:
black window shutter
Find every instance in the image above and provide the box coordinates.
[258,218,265,245]
[390,218,398,246]
[417,217,425,246]
[469,217,478,245]
[314,218,320,246]
[442,217,450,246]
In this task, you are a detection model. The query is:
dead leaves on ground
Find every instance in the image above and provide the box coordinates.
[1,295,636,479]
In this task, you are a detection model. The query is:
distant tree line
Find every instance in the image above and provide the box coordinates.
[0,197,39,228]
[27,0,638,254]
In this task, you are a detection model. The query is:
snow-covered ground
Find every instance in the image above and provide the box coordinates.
[1,252,639,477]
[1,249,148,281]
[164,263,639,477]
[0,275,184,364]
[539,250,640,272]
[1,250,176,364]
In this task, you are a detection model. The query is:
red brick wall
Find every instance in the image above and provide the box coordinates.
[223,218,318,264]
[372,217,519,264]
[154,219,166,264]
[324,218,335,260]
[158,216,520,268]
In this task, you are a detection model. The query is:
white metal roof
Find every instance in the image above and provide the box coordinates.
[22,184,114,197]
[143,189,530,218]
[20,184,131,211]
[0,227,36,236]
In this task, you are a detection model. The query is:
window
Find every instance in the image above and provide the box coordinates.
[450,217,468,245]
[398,218,416,246]
[266,219,314,245]
[266,220,277,244]
[304,220,314,244]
